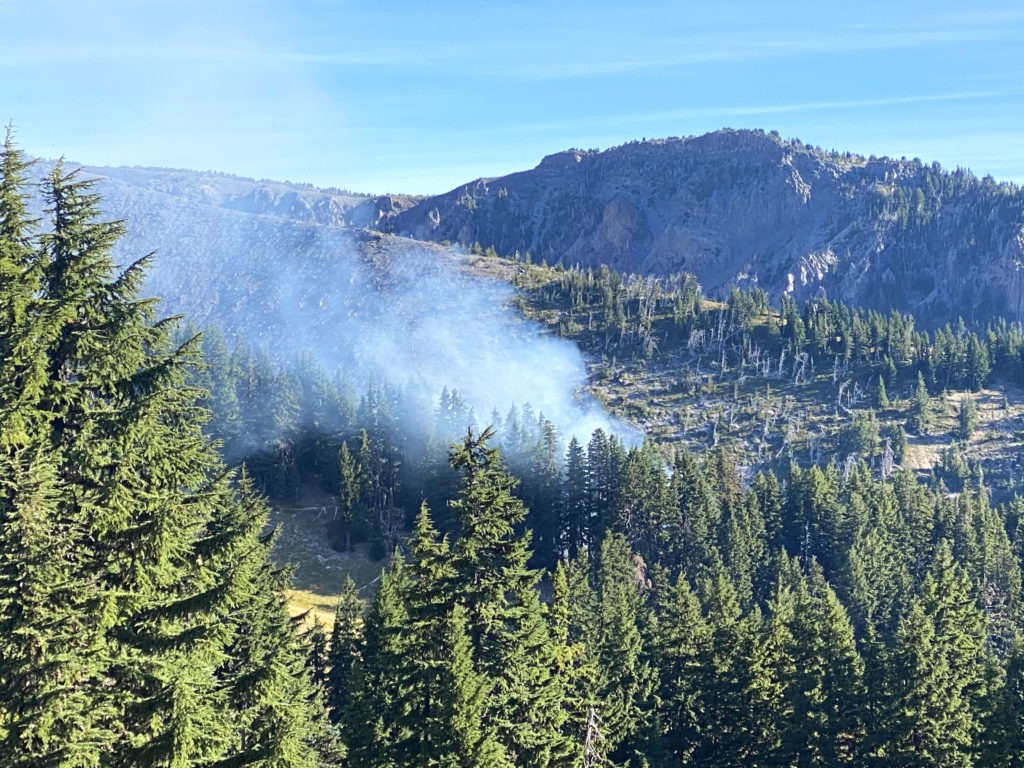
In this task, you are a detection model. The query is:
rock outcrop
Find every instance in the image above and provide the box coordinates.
[387,129,1024,326]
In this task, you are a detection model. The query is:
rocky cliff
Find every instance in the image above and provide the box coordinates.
[387,129,1024,326]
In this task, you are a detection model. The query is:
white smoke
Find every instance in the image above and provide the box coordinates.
[64,167,637,447]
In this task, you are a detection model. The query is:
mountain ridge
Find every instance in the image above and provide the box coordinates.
[384,129,1024,327]
[24,129,1024,333]
[29,158,420,230]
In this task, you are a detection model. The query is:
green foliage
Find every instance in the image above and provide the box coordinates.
[0,141,325,766]
[310,381,1024,768]
[958,395,979,440]
[770,559,865,765]
[650,573,708,763]
[592,534,657,761]
[13,137,1024,767]
[909,371,932,434]
[987,641,1024,765]
[875,375,889,409]
[341,430,576,767]
[327,576,364,724]
[876,542,990,766]
[844,410,879,458]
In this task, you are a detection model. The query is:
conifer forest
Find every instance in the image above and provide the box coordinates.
[6,127,1024,768]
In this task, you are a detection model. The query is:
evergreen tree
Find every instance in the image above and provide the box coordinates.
[198,327,244,461]
[397,503,461,765]
[343,556,412,768]
[210,476,328,768]
[592,533,656,764]
[337,440,365,551]
[875,375,889,409]
[692,566,776,765]
[0,137,100,765]
[327,576,364,725]
[614,443,675,569]
[772,560,865,766]
[957,395,979,441]
[586,428,625,546]
[877,541,989,766]
[719,493,769,611]
[437,603,510,768]
[845,483,913,637]
[673,450,720,581]
[985,640,1024,766]
[560,436,590,559]
[751,469,784,553]
[447,427,576,766]
[522,415,562,569]
[909,371,932,434]
[0,128,45,443]
[785,463,847,578]
[650,573,709,764]
[0,147,325,766]
[550,560,597,765]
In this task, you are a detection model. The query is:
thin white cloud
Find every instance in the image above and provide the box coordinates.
[396,2,1024,81]
[486,23,1024,81]
[383,89,1023,141]
[657,91,1024,121]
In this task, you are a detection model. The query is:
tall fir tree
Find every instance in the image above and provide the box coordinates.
[0,146,326,766]
[550,559,599,764]
[205,475,328,768]
[447,427,577,767]
[673,449,720,582]
[877,541,990,767]
[342,556,412,768]
[559,436,590,559]
[984,639,1024,767]
[770,558,865,766]
[592,533,657,764]
[436,603,510,768]
[327,576,364,726]
[692,564,777,766]
[650,571,709,765]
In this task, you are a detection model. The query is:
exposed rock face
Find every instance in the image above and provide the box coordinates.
[387,129,1024,326]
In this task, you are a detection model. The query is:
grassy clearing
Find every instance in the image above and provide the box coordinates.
[270,497,385,629]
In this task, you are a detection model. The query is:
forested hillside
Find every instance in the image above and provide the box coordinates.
[327,427,1024,767]
[7,129,1024,767]
[183,235,1024,765]
[176,251,1024,767]
[495,256,1024,499]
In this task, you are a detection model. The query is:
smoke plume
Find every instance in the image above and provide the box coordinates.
[57,167,637,449]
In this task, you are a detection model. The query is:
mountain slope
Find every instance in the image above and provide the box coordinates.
[387,129,1024,326]
[25,161,421,346]
[86,163,418,228]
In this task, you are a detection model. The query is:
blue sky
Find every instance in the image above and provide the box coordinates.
[3,0,1023,194]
